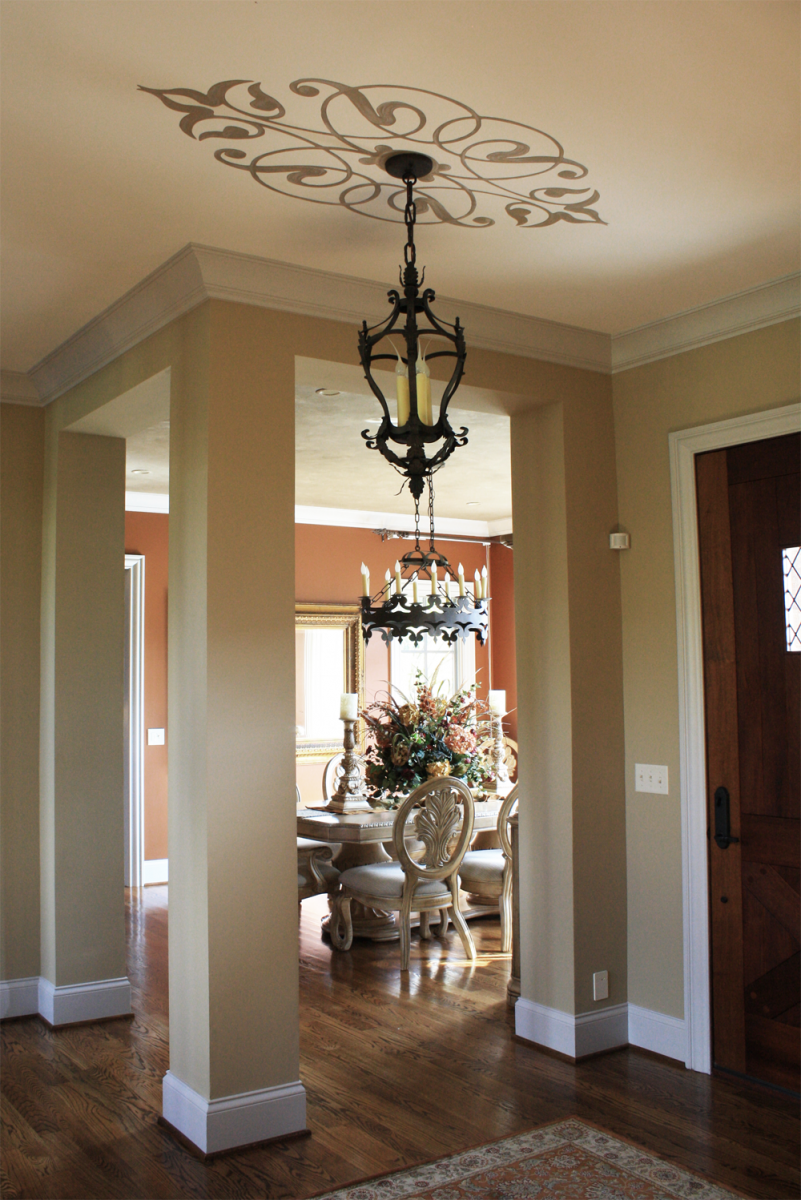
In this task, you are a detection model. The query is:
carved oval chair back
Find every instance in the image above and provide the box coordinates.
[458,783,519,953]
[330,776,477,972]
[296,783,341,903]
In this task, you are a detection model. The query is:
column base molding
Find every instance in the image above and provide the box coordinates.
[627,1003,687,1064]
[0,977,39,1019]
[162,1071,307,1156]
[38,977,132,1026]
[515,998,629,1060]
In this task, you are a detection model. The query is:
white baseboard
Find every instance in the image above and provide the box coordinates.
[0,976,39,1019]
[38,976,132,1026]
[162,1071,307,1155]
[143,858,169,885]
[515,998,628,1059]
[628,1003,687,1064]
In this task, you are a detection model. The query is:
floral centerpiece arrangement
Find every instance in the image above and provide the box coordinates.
[361,670,494,808]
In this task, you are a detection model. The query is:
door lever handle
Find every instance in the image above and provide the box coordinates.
[713,786,740,849]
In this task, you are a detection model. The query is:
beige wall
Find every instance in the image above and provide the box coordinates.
[613,317,800,1017]
[40,430,126,985]
[0,404,45,980]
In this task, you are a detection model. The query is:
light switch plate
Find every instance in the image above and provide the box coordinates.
[635,763,668,794]
[147,728,165,746]
[593,970,609,1001]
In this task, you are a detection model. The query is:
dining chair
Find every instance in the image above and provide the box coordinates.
[296,784,341,901]
[457,783,519,952]
[329,776,476,971]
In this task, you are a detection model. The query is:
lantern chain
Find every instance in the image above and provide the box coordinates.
[403,173,417,267]
[428,473,436,551]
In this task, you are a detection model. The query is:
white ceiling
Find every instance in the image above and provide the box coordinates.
[2,0,798,375]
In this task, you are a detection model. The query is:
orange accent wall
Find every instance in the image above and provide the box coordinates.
[489,542,517,744]
[125,512,169,861]
[295,523,516,803]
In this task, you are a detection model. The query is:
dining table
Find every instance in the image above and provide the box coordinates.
[297,796,503,941]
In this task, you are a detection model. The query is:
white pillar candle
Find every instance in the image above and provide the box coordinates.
[488,689,506,716]
[430,562,438,594]
[395,560,402,594]
[458,563,465,596]
[416,352,433,425]
[360,563,370,597]
[481,565,488,598]
[474,569,481,600]
[396,357,410,426]
[444,575,451,600]
[385,568,392,594]
[412,574,419,604]
[340,693,359,721]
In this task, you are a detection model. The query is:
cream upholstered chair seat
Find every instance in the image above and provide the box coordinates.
[297,837,340,902]
[330,776,477,971]
[458,783,518,953]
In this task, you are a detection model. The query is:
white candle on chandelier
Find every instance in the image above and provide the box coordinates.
[395,354,410,426]
[360,563,370,597]
[430,562,438,594]
[416,350,433,425]
[385,568,392,594]
[444,574,451,601]
[412,573,419,604]
[481,565,488,600]
[340,693,359,721]
[488,689,506,716]
[474,569,481,600]
[458,563,465,596]
[395,560,402,594]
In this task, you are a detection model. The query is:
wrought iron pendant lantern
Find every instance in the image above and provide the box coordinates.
[357,152,489,646]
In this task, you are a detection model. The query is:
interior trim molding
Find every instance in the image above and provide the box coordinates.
[143,858,169,885]
[126,491,170,514]
[515,998,629,1059]
[124,555,145,889]
[162,1071,307,1155]
[0,976,40,1019]
[627,1003,687,1064]
[18,246,799,404]
[612,273,800,372]
[669,401,801,1075]
[37,976,132,1026]
[0,370,41,406]
[294,504,511,539]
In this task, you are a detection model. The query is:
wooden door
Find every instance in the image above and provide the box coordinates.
[697,432,800,1093]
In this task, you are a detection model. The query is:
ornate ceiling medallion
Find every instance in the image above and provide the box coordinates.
[140,78,604,229]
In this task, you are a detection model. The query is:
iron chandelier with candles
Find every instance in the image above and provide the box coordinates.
[356,151,489,647]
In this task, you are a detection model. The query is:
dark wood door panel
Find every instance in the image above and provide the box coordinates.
[742,864,801,943]
[726,433,800,484]
[740,815,800,866]
[744,953,800,1021]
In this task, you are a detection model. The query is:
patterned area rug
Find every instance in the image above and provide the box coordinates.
[314,1118,747,1199]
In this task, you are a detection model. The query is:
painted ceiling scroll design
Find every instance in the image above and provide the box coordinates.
[140,78,605,229]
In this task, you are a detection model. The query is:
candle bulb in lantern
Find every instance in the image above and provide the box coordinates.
[458,563,465,596]
[340,693,359,721]
[430,562,438,595]
[394,560,402,594]
[360,563,370,597]
[488,689,506,716]
[416,350,433,425]
[395,352,410,426]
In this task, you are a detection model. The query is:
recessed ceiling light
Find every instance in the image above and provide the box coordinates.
[315,388,341,397]
[466,501,479,507]
[130,469,150,475]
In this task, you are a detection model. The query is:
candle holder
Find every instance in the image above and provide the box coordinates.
[485,712,512,795]
[324,718,372,814]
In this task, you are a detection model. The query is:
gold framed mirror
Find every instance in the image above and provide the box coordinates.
[295,603,364,761]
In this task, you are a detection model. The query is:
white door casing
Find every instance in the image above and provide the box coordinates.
[124,554,145,888]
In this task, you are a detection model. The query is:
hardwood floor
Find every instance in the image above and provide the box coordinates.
[1,886,798,1199]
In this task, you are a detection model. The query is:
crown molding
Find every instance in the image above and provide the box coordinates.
[126,491,169,514]
[1,369,43,406]
[18,245,800,404]
[26,243,611,404]
[610,273,801,372]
